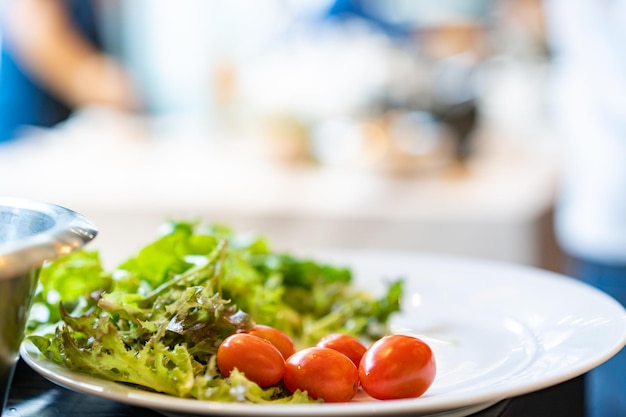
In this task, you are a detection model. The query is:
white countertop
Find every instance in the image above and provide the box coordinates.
[0,108,559,266]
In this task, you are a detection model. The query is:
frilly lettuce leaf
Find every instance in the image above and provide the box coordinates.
[26,220,403,404]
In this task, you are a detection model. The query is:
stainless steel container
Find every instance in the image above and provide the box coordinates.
[0,197,97,410]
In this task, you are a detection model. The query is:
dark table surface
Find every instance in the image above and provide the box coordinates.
[3,360,585,417]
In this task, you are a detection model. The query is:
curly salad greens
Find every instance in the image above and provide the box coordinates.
[26,221,403,404]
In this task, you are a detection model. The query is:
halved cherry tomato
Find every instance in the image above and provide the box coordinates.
[316,333,367,368]
[284,347,359,402]
[217,333,285,387]
[359,334,436,400]
[243,324,296,359]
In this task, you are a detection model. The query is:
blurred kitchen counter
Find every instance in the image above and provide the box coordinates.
[0,108,560,269]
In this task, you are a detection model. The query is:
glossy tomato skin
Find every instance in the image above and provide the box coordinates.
[316,333,367,368]
[217,333,285,387]
[243,324,296,359]
[359,334,436,400]
[284,347,359,402]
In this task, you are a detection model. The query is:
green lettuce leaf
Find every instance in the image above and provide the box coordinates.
[26,220,404,404]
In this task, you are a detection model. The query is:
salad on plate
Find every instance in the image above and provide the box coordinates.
[25,220,410,404]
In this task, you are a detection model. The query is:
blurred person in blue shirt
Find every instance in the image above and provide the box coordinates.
[0,0,135,143]
[544,1,626,416]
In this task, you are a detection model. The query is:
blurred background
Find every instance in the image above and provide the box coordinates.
[0,0,558,269]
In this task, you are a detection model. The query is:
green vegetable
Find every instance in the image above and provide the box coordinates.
[27,220,403,403]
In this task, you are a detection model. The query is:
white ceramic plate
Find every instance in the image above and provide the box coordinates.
[20,251,626,417]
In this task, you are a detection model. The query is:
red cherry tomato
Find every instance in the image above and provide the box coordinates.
[217,333,285,387]
[284,347,359,402]
[316,333,367,368]
[243,325,296,359]
[359,334,436,400]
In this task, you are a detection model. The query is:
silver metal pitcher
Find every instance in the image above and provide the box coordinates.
[0,197,97,411]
